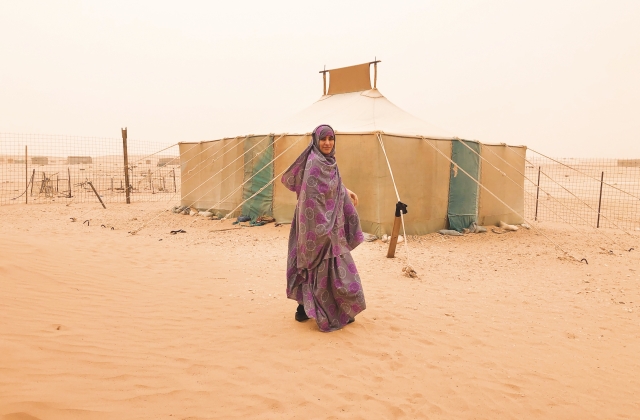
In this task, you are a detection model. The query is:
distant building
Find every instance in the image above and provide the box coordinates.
[157,157,179,167]
[32,156,49,165]
[67,156,93,164]
[618,159,640,167]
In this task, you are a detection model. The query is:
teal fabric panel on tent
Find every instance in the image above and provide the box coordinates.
[241,135,274,220]
[447,140,480,231]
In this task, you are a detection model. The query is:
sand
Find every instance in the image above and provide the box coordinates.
[1,202,639,420]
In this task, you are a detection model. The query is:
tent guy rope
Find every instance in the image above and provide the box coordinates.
[376,133,417,277]
[454,139,631,253]
[421,137,582,262]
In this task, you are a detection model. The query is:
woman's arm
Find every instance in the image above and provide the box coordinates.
[345,187,359,206]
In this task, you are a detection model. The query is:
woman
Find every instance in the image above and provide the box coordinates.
[282,124,366,332]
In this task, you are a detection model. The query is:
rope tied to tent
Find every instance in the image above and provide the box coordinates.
[422,137,586,264]
[504,145,637,240]
[376,133,417,278]
[453,139,632,254]
[129,134,276,235]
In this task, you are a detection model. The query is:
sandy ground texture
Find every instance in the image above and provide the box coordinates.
[1,202,639,420]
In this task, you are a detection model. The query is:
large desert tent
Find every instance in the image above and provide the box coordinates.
[179,61,527,236]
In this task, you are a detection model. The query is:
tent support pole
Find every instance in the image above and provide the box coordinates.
[386,201,408,258]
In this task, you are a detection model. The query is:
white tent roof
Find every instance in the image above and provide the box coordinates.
[271,88,454,138]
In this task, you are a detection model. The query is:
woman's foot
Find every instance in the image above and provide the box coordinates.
[295,304,309,322]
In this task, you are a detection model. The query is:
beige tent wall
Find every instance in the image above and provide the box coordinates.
[273,134,310,223]
[179,137,245,213]
[179,141,207,206]
[273,133,452,236]
[478,144,527,226]
[181,134,525,235]
[375,135,451,235]
[334,134,382,234]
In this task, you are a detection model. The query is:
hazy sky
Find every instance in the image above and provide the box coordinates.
[1,0,639,157]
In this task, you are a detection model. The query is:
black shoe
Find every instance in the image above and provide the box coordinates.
[295,304,309,322]
[347,318,355,324]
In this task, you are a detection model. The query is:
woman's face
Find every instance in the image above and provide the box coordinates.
[318,135,335,155]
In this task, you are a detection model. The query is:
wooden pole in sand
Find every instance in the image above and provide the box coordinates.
[172,168,176,192]
[122,128,130,204]
[387,201,408,258]
[25,146,28,204]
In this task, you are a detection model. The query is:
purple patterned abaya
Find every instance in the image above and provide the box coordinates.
[282,125,366,332]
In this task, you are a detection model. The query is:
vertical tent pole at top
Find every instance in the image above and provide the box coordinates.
[321,65,327,95]
[597,171,604,228]
[371,58,381,89]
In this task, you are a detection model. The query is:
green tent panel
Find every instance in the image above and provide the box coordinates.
[241,135,274,220]
[447,139,480,231]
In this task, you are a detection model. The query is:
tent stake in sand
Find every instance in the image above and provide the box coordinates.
[387,201,408,258]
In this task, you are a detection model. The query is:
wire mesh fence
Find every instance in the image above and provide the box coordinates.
[524,151,640,232]
[2,133,639,233]
[0,133,180,206]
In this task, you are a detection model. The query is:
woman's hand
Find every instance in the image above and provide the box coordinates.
[346,188,359,206]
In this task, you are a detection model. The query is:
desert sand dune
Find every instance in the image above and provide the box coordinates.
[1,202,639,419]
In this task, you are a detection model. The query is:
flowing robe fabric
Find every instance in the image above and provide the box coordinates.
[282,146,366,332]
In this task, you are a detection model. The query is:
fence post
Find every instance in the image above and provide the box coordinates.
[534,166,541,221]
[597,171,604,228]
[25,146,28,204]
[172,168,176,192]
[67,167,72,198]
[29,169,36,196]
[122,128,130,204]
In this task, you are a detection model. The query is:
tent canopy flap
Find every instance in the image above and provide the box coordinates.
[327,63,372,95]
